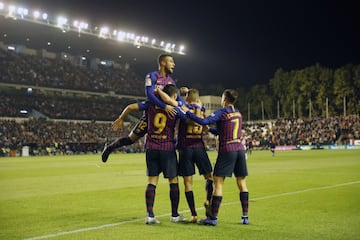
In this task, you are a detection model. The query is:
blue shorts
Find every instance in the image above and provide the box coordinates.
[178,147,212,176]
[214,150,248,177]
[146,149,178,178]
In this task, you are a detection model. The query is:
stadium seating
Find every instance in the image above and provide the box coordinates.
[1,47,359,157]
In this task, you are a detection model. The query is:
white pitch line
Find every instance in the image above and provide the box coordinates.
[24,181,360,240]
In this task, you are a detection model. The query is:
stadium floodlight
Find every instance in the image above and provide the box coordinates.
[73,20,88,30]
[141,36,149,43]
[0,3,186,55]
[57,16,68,27]
[8,5,16,16]
[164,43,171,52]
[80,22,88,29]
[179,45,185,54]
[134,35,141,47]
[33,10,40,19]
[42,12,48,20]
[116,31,126,41]
[99,26,109,38]
[17,7,28,18]
[126,33,135,40]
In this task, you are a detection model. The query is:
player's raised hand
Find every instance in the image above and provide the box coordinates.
[165,105,177,118]
[112,118,124,131]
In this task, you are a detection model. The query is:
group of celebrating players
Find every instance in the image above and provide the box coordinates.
[101,53,249,226]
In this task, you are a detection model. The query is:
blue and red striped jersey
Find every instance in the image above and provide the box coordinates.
[144,71,175,109]
[138,101,186,151]
[186,106,245,153]
[177,103,206,149]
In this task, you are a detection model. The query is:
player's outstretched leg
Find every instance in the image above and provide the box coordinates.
[101,136,133,162]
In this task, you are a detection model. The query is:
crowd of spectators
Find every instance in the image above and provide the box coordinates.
[0,118,217,157]
[243,115,360,148]
[0,49,144,96]
[1,114,359,157]
[0,118,145,156]
[0,89,141,121]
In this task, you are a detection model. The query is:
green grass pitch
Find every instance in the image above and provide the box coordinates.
[0,150,359,240]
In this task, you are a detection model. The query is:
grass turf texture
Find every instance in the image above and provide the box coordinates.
[0,150,359,240]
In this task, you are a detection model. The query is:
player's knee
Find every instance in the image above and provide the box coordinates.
[129,133,140,142]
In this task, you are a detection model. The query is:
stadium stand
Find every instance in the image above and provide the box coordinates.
[243,115,360,149]
[0,47,144,96]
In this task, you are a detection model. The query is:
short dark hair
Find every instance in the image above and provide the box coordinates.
[158,53,173,65]
[163,84,178,97]
[223,89,238,103]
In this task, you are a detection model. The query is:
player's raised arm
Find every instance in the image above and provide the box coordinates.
[155,87,178,107]
[112,102,148,131]
[186,109,223,126]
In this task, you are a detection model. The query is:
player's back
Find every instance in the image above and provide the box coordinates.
[178,104,206,149]
[217,106,245,153]
[145,103,177,151]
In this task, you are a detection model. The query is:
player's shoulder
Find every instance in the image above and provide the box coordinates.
[145,71,159,86]
[146,71,159,79]
[138,100,150,109]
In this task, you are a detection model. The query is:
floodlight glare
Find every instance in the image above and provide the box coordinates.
[42,12,48,20]
[117,31,126,41]
[74,21,88,30]
[99,26,109,38]
[125,33,135,40]
[8,5,16,15]
[0,3,186,55]
[17,7,28,16]
[57,16,68,27]
[33,10,40,18]
[141,36,149,43]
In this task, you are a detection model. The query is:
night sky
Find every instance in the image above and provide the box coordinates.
[18,0,360,89]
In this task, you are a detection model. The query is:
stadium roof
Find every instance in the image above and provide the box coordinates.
[0,15,186,72]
